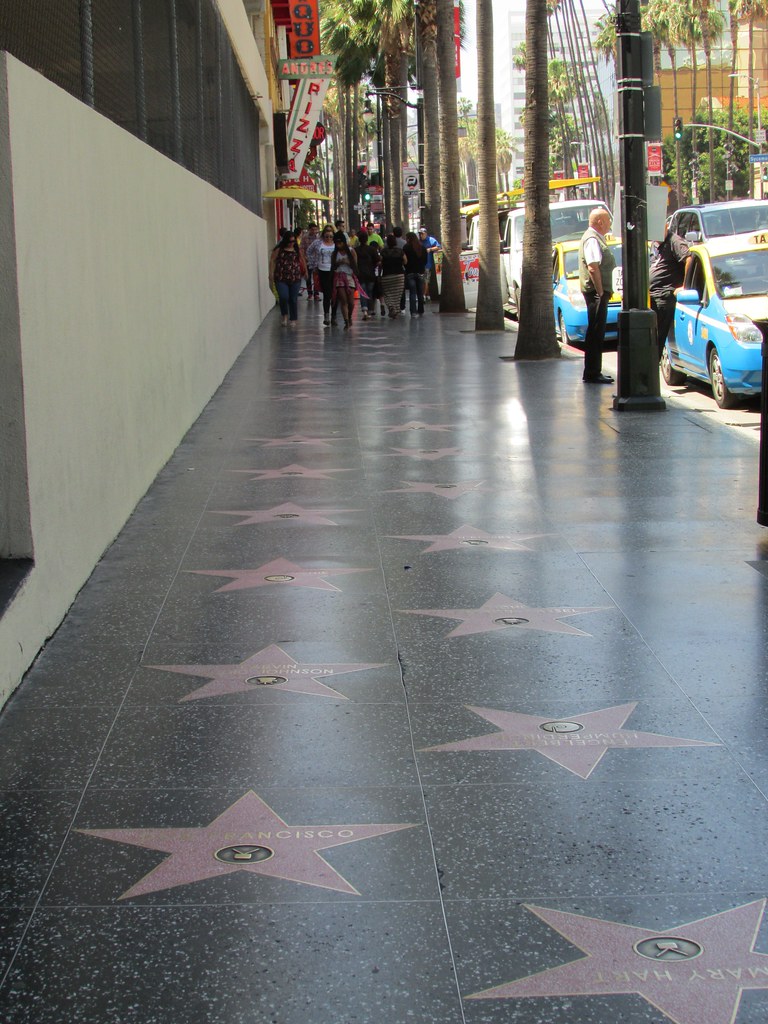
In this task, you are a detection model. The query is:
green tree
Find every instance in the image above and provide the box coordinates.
[516,0,559,359]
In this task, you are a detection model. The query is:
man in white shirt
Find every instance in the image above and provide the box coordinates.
[578,209,615,384]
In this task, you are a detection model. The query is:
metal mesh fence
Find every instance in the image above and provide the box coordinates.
[0,0,261,215]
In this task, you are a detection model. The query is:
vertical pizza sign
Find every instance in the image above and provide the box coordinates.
[280,0,333,180]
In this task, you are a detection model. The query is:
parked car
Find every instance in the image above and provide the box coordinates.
[553,237,623,347]
[666,200,768,244]
[661,232,768,408]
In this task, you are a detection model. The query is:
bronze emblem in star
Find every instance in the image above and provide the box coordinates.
[146,643,386,701]
[400,592,611,637]
[386,448,463,461]
[421,702,719,778]
[210,502,362,527]
[468,900,768,1024]
[384,480,489,499]
[78,790,417,899]
[231,463,354,481]
[389,524,547,553]
[187,557,373,593]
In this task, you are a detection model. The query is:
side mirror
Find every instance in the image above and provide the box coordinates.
[684,230,701,243]
[676,288,701,304]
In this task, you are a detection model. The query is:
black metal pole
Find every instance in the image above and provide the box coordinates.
[612,0,665,412]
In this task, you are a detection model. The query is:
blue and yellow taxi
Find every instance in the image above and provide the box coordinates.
[552,237,623,347]
[661,232,768,408]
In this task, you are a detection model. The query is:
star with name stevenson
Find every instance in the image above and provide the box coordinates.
[78,791,417,900]
[422,702,719,778]
[187,557,372,593]
[146,644,386,701]
[231,464,354,482]
[468,900,768,1024]
[390,524,547,553]
[401,592,611,638]
[210,502,362,527]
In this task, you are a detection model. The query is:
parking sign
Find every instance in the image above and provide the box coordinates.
[402,163,419,195]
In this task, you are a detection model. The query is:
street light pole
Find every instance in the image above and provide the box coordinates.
[730,72,763,197]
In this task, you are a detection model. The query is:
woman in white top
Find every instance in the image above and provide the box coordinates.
[307,225,337,326]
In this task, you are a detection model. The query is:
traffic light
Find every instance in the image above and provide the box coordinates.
[673,116,683,140]
[357,163,368,189]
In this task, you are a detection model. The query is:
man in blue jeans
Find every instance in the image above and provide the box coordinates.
[418,226,441,303]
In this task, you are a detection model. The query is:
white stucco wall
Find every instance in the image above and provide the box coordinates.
[0,52,274,703]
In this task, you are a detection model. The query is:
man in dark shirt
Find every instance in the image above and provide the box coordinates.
[649,230,692,359]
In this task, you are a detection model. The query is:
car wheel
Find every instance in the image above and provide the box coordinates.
[660,344,686,386]
[558,311,575,348]
[708,347,739,409]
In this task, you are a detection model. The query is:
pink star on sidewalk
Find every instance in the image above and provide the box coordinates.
[389,525,546,552]
[384,480,489,500]
[386,448,463,461]
[79,791,417,899]
[422,703,719,778]
[468,900,768,1024]
[401,592,611,638]
[244,435,347,448]
[210,503,362,527]
[383,421,453,433]
[231,463,354,481]
[187,557,372,593]
[146,644,386,701]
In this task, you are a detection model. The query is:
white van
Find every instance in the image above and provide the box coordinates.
[462,197,610,314]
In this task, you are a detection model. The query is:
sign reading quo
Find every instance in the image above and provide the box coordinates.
[291,0,321,58]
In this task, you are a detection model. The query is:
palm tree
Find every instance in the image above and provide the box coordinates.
[692,0,725,200]
[475,0,504,330]
[516,0,559,359]
[436,0,465,311]
[416,0,441,235]
[496,129,515,191]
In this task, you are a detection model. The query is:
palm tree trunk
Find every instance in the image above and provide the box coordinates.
[475,0,504,330]
[436,0,465,311]
[516,0,559,359]
[418,0,442,236]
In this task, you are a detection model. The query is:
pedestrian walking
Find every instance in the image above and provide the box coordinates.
[403,231,428,316]
[331,232,358,328]
[578,208,615,383]
[308,225,337,326]
[269,231,306,327]
[356,235,381,321]
[301,223,320,300]
[418,226,441,302]
[380,234,407,319]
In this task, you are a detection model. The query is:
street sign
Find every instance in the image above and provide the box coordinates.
[749,153,768,162]
[577,162,591,179]
[646,143,663,175]
[402,163,419,195]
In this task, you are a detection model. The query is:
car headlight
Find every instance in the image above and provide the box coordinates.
[725,314,762,345]
[566,285,586,309]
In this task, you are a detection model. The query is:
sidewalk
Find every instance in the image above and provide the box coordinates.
[1,301,768,1023]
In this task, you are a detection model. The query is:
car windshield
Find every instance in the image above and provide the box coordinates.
[711,249,768,298]
[550,204,606,243]
[563,244,623,279]
[702,206,768,238]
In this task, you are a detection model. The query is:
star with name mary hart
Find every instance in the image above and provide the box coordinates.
[389,524,547,553]
[422,702,719,778]
[384,480,489,500]
[210,502,362,527]
[386,447,464,461]
[244,434,348,448]
[468,900,768,1024]
[401,592,611,638]
[231,464,354,482]
[78,791,417,900]
[186,557,372,593]
[383,421,453,433]
[146,644,386,701]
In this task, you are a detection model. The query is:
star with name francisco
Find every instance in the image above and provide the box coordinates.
[384,480,489,500]
[186,557,372,593]
[386,447,464,461]
[468,900,768,1024]
[230,464,355,482]
[244,434,348,448]
[390,525,547,553]
[421,702,719,778]
[383,421,453,433]
[210,503,362,527]
[78,791,417,900]
[146,644,386,701]
[401,592,611,638]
